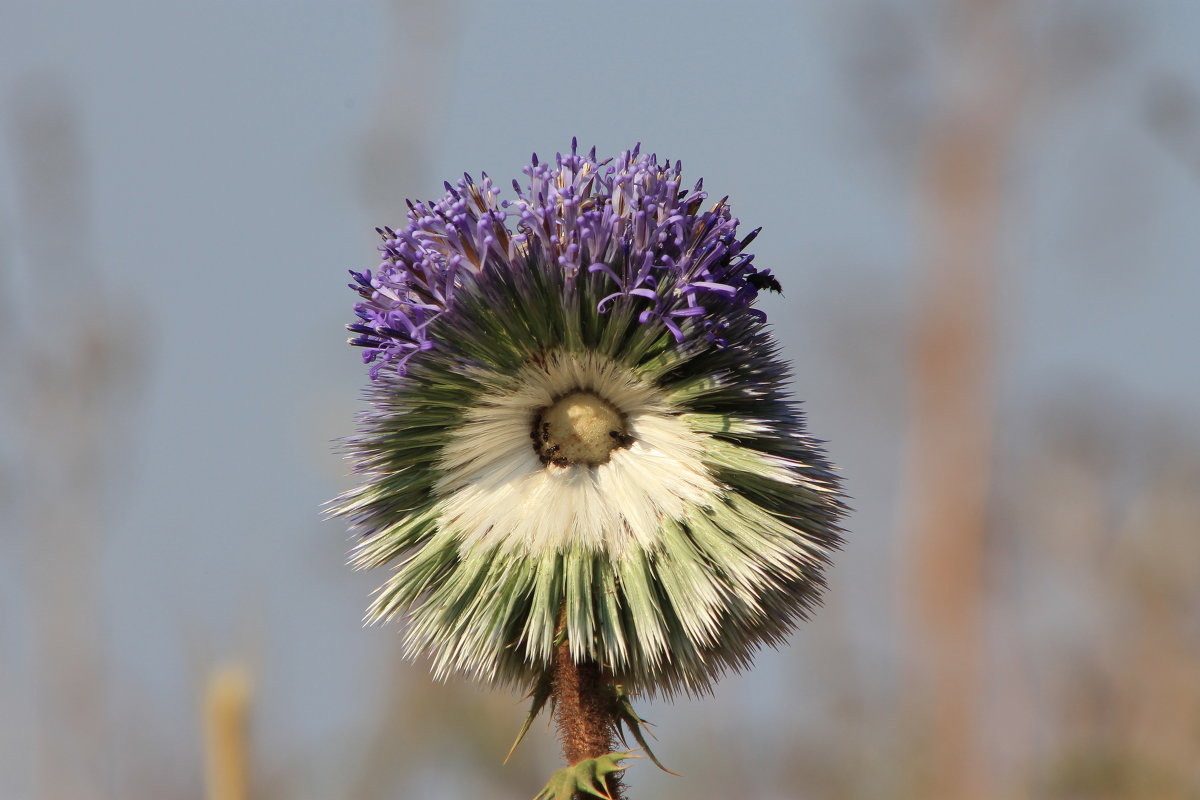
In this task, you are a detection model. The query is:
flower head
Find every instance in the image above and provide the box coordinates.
[334,141,845,697]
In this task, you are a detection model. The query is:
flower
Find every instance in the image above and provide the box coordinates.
[333,141,845,698]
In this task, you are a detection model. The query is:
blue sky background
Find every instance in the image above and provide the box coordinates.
[2,2,1198,798]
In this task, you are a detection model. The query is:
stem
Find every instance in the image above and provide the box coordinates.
[552,632,626,800]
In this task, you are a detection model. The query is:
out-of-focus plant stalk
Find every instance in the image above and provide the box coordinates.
[902,3,1022,799]
[8,75,141,800]
[204,664,252,800]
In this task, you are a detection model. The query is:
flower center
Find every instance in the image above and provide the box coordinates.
[532,391,633,467]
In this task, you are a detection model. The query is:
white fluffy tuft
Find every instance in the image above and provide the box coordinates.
[435,351,720,555]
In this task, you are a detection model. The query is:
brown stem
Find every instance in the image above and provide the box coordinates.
[552,634,626,800]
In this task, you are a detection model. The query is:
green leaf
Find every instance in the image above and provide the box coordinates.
[531,752,637,800]
[505,671,554,763]
[612,686,680,776]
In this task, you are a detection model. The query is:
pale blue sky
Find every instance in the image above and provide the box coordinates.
[3,2,1198,798]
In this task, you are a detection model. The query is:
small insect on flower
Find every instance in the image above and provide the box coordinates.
[332,140,846,700]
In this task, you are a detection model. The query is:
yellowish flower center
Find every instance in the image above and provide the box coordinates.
[533,391,632,467]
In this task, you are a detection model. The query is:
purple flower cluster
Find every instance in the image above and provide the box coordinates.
[348,140,778,378]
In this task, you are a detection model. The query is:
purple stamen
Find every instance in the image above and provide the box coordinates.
[346,143,780,379]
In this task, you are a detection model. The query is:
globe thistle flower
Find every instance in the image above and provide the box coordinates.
[335,141,845,705]
[336,141,846,795]
[335,145,844,799]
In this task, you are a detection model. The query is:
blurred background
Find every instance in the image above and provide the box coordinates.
[2,1,1198,798]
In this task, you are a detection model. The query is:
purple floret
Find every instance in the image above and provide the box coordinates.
[347,139,779,378]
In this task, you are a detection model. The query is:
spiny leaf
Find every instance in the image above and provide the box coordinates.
[613,685,680,776]
[531,752,638,800]
[506,670,555,763]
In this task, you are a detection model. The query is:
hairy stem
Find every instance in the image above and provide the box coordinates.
[552,633,625,799]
